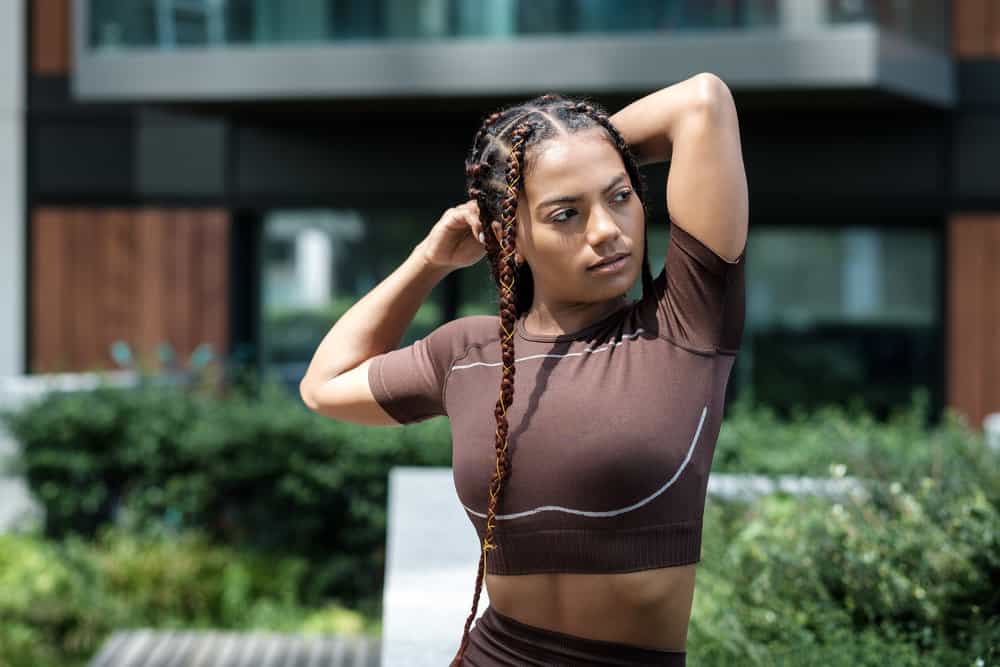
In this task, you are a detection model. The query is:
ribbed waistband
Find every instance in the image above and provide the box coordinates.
[482,519,704,575]
[463,605,686,666]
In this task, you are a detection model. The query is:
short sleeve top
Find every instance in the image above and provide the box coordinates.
[368,222,746,574]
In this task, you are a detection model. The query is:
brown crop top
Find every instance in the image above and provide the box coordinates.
[368,222,746,575]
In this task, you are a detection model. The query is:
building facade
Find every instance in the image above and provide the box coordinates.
[7,0,1000,429]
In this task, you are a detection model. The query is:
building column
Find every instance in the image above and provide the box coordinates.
[948,214,1000,430]
[0,0,24,376]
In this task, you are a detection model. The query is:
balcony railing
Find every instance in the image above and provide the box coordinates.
[86,0,949,53]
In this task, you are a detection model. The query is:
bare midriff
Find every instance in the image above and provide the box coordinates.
[484,563,698,651]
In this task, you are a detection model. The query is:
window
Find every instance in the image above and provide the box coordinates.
[457,226,669,317]
[260,208,447,385]
[741,225,941,420]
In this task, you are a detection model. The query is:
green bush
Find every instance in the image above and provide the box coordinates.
[0,376,451,611]
[690,388,1000,666]
[2,380,997,664]
[0,528,374,667]
[691,481,999,665]
[715,388,999,498]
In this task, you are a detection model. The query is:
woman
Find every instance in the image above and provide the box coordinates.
[300,72,749,666]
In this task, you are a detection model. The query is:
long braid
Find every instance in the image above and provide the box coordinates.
[451,120,534,667]
[451,94,651,664]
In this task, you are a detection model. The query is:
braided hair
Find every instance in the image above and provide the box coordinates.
[451,93,654,665]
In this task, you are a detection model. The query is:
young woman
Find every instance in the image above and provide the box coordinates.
[300,72,749,666]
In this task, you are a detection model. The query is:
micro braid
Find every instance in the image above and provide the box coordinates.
[451,120,533,666]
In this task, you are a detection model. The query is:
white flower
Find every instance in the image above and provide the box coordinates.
[890,481,902,494]
[830,463,847,478]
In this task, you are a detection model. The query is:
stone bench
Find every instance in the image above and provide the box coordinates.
[87,629,380,667]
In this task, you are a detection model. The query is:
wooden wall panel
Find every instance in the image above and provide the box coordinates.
[954,0,1000,58]
[33,0,71,75]
[135,210,167,370]
[989,220,1000,424]
[30,208,230,374]
[196,211,231,367]
[991,0,1000,57]
[71,209,100,369]
[31,209,70,372]
[101,209,137,368]
[947,214,1000,431]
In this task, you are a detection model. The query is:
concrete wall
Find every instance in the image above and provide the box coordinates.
[0,0,24,377]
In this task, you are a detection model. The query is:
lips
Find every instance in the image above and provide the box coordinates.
[589,252,630,270]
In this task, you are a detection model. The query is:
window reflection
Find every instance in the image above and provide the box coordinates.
[87,0,948,50]
[261,212,941,420]
[742,226,940,420]
[261,209,446,384]
[456,226,669,317]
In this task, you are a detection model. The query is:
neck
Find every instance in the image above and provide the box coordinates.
[523,295,628,336]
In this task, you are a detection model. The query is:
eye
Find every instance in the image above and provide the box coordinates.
[551,189,631,223]
[614,188,633,203]
[552,209,576,223]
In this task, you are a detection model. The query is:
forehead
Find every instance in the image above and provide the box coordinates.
[524,129,623,199]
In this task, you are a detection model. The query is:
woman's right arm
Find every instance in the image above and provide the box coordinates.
[298,242,451,422]
[299,200,487,425]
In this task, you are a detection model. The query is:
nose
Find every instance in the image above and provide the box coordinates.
[586,205,622,247]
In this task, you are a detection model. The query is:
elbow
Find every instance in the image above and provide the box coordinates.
[691,72,735,117]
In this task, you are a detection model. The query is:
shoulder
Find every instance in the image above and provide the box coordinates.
[425,314,501,360]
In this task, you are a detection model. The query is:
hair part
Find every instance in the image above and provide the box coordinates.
[450,93,654,665]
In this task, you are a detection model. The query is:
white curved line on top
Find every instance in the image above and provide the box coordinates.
[462,405,708,520]
[450,329,646,371]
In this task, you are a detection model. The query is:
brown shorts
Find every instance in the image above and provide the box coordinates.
[460,605,687,666]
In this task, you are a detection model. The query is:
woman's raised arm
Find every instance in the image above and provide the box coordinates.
[608,72,717,167]
[611,72,748,264]
[299,242,450,415]
[300,200,486,421]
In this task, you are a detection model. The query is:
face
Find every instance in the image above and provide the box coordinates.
[491,127,645,305]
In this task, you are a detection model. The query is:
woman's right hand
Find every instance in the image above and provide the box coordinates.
[419,200,491,271]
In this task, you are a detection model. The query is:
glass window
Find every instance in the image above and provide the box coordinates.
[87,0,784,48]
[260,208,447,386]
[87,0,948,50]
[457,225,669,316]
[742,225,941,420]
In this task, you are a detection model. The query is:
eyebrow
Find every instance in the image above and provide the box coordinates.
[535,173,629,213]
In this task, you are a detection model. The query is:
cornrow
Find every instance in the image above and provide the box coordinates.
[452,95,654,664]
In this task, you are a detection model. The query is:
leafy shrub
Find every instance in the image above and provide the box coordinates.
[2,379,997,664]
[692,446,999,664]
[1,376,451,610]
[715,388,999,501]
[0,528,373,667]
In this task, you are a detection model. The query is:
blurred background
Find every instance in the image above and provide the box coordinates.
[1,1,999,666]
[7,0,994,424]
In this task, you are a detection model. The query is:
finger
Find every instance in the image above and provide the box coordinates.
[468,218,483,244]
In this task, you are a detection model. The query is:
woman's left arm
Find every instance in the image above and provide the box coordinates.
[610,73,749,264]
